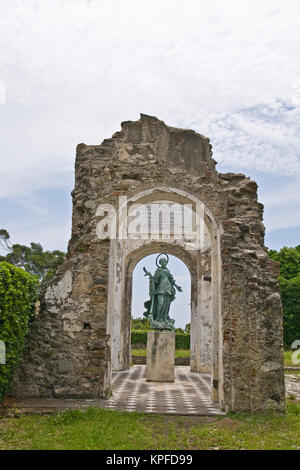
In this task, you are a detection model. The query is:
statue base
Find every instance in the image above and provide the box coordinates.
[146,331,175,382]
[147,315,175,331]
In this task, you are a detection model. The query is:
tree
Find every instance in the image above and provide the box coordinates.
[0,229,65,284]
[175,327,185,334]
[185,323,191,334]
[131,317,150,330]
[0,229,11,251]
[269,246,300,280]
[269,246,300,349]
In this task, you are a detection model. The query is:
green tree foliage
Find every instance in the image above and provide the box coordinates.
[131,317,150,330]
[175,327,185,334]
[0,262,39,401]
[0,230,65,284]
[131,317,190,337]
[269,246,300,349]
[131,330,190,349]
[269,246,300,280]
[0,229,11,250]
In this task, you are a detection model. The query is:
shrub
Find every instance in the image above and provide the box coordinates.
[278,273,300,349]
[131,317,150,330]
[131,330,147,346]
[131,329,190,350]
[175,333,190,349]
[0,262,39,401]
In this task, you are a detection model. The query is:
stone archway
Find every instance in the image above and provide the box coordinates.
[11,114,285,413]
[130,252,192,351]
[106,186,222,402]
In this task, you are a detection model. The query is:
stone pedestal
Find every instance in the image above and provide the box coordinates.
[146,331,175,382]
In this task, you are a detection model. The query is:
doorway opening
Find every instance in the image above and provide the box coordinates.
[131,253,191,366]
[108,187,221,403]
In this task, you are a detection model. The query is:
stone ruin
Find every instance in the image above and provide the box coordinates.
[10,114,285,412]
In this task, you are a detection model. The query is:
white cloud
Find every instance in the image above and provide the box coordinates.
[183,101,300,176]
[0,0,299,246]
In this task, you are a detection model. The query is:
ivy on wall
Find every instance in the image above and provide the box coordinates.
[0,262,39,401]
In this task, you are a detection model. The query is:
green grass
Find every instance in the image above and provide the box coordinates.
[0,401,299,450]
[2,350,295,450]
[284,350,300,367]
[132,349,299,365]
[132,348,190,358]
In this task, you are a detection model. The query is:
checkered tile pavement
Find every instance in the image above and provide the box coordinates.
[285,373,300,399]
[7,367,298,416]
[105,365,225,416]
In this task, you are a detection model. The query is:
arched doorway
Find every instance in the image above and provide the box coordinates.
[107,187,222,403]
[132,253,191,332]
[131,253,192,362]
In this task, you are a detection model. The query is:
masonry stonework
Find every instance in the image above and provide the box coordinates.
[10,114,285,412]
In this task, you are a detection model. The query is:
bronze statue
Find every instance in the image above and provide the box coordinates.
[143,253,182,330]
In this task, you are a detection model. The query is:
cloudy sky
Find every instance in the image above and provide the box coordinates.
[0,0,300,324]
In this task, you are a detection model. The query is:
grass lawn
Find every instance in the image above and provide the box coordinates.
[133,349,297,365]
[1,352,298,450]
[0,401,299,450]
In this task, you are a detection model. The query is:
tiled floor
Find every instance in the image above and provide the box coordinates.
[5,366,297,417]
[285,373,300,399]
[105,365,224,416]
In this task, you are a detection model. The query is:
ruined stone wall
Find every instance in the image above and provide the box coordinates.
[219,174,285,411]
[10,114,285,412]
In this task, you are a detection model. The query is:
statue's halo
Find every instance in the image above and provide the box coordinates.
[155,253,169,267]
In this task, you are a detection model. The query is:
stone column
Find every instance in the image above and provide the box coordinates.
[146,331,175,382]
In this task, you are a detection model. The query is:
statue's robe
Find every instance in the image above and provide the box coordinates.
[144,267,176,323]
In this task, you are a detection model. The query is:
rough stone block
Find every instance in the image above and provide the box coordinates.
[146,331,175,382]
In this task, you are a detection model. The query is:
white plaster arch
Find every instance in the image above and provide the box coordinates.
[116,186,220,238]
[106,187,223,403]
